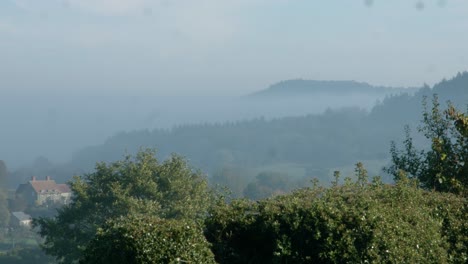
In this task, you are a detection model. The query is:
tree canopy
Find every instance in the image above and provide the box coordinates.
[386,95,468,196]
[0,160,10,228]
[34,149,215,263]
[81,215,216,264]
[205,171,468,263]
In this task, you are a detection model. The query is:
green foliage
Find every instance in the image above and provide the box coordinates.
[9,72,468,191]
[0,191,9,228]
[243,171,293,200]
[447,104,468,137]
[0,160,7,186]
[34,149,215,263]
[81,215,215,264]
[211,166,250,199]
[206,165,468,263]
[0,160,10,228]
[0,247,55,264]
[386,95,468,196]
[205,199,262,263]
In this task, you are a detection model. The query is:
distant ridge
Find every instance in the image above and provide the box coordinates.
[250,79,418,97]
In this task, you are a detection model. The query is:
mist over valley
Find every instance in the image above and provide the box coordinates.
[4,73,468,195]
[1,2,468,262]
[1,79,413,169]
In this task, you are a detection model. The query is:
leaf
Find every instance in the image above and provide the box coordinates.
[441,153,447,161]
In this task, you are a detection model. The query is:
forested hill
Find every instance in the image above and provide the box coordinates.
[250,79,418,97]
[369,71,468,123]
[1,80,404,169]
[11,72,468,195]
[70,72,464,166]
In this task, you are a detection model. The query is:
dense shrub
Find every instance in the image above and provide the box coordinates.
[0,247,55,264]
[205,176,467,263]
[386,96,468,196]
[35,150,215,263]
[81,215,216,264]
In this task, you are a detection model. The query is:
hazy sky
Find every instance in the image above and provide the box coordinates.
[1,0,468,96]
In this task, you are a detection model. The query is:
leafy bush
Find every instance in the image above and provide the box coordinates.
[386,95,468,196]
[243,171,294,200]
[81,215,215,264]
[0,247,55,264]
[34,149,215,263]
[205,172,467,263]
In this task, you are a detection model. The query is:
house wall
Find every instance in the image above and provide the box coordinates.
[61,192,71,204]
[15,181,72,207]
[10,216,20,227]
[15,184,36,206]
[37,192,71,205]
[37,192,62,205]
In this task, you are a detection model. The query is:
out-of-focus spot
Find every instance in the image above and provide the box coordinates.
[364,0,374,7]
[415,1,425,11]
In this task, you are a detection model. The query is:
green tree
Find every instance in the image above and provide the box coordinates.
[386,95,468,196]
[0,160,10,228]
[34,149,215,263]
[206,167,468,263]
[0,247,55,264]
[243,171,292,200]
[0,160,7,184]
[81,215,216,264]
[211,166,249,199]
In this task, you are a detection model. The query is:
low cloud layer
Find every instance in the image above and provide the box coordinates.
[2,0,468,96]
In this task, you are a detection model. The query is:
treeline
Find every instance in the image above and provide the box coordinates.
[250,79,417,97]
[206,176,467,263]
[8,72,468,194]
[27,147,467,264]
[3,77,467,263]
[68,73,468,184]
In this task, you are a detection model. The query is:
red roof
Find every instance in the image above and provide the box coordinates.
[29,180,71,194]
[56,183,71,193]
